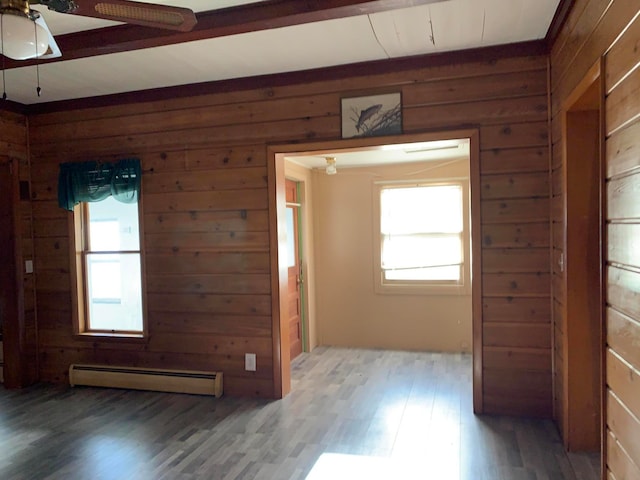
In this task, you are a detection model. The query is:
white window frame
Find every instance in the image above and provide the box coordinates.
[373,179,471,296]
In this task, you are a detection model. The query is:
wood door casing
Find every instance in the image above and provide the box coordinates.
[286,179,302,360]
[0,160,20,388]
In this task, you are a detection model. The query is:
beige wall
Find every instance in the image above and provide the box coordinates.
[311,158,472,352]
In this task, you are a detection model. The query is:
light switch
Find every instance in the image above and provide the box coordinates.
[25,260,33,274]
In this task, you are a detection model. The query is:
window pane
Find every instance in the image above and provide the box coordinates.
[381,185,462,234]
[86,253,143,332]
[286,207,296,268]
[88,196,140,251]
[382,234,462,269]
[385,265,460,281]
[379,183,465,284]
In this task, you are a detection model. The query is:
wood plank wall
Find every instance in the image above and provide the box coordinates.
[550,0,640,472]
[27,52,551,409]
[0,110,38,387]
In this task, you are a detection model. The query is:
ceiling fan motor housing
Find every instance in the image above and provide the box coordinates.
[34,0,77,14]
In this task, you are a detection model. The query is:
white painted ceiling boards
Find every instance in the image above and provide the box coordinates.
[4,0,560,104]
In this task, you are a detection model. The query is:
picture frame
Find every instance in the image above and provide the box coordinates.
[341,92,402,139]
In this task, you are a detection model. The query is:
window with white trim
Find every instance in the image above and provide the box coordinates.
[375,181,468,293]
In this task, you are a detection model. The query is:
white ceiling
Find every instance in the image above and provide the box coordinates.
[286,139,470,171]
[3,0,560,105]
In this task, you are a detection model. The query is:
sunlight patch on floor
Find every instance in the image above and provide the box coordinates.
[306,452,458,480]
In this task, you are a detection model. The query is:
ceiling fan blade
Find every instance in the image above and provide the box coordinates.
[35,0,197,32]
[33,13,62,59]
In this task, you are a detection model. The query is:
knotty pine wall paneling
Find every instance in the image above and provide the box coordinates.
[29,52,551,410]
[550,0,640,472]
[0,109,38,387]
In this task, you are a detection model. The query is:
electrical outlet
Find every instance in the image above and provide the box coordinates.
[245,353,256,371]
[25,260,33,274]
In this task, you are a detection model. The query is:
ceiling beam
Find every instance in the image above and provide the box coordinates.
[3,0,446,69]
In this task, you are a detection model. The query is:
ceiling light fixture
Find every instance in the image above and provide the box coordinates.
[0,0,48,60]
[325,157,337,175]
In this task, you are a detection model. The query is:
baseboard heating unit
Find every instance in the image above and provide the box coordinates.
[69,364,223,397]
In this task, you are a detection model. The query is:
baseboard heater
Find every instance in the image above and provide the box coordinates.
[69,364,223,397]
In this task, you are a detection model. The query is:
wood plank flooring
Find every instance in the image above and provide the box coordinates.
[0,347,599,479]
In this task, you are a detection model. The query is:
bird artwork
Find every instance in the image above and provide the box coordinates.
[342,93,402,138]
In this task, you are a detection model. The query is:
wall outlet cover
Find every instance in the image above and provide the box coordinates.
[245,353,256,371]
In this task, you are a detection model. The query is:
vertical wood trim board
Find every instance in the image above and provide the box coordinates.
[0,110,37,388]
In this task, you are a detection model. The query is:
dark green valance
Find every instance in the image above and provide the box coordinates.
[58,158,141,211]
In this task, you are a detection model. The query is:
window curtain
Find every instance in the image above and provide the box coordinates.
[58,158,141,211]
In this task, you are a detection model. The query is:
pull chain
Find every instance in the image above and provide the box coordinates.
[1,14,6,101]
[34,17,41,97]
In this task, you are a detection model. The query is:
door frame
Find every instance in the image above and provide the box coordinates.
[559,58,605,454]
[267,128,482,405]
[0,157,24,388]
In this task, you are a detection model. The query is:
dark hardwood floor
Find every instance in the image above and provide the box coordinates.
[0,347,599,479]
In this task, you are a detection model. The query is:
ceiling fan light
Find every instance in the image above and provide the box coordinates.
[0,12,49,60]
[325,157,337,175]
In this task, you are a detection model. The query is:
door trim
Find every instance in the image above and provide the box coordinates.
[558,58,604,455]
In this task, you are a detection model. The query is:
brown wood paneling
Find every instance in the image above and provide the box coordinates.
[607,266,640,320]
[403,69,548,106]
[146,274,271,295]
[606,349,640,421]
[481,197,549,224]
[606,12,640,93]
[608,223,640,268]
[484,346,551,371]
[483,323,551,348]
[606,66,640,135]
[482,273,550,297]
[482,248,549,273]
[481,172,549,200]
[144,210,269,234]
[607,429,640,480]
[480,146,548,174]
[404,95,548,131]
[606,120,640,179]
[27,50,551,411]
[607,390,640,468]
[607,308,640,370]
[484,368,552,417]
[482,222,550,248]
[607,171,640,221]
[482,297,550,324]
[480,121,549,150]
[0,114,38,387]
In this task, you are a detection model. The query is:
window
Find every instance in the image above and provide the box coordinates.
[375,181,469,294]
[75,196,145,335]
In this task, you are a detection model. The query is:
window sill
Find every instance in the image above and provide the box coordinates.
[73,332,147,343]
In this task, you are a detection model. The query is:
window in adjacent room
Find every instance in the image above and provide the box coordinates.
[375,181,469,294]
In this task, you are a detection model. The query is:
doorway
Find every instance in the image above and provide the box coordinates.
[268,129,482,402]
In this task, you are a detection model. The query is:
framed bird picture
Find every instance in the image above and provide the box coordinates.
[341,92,402,139]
